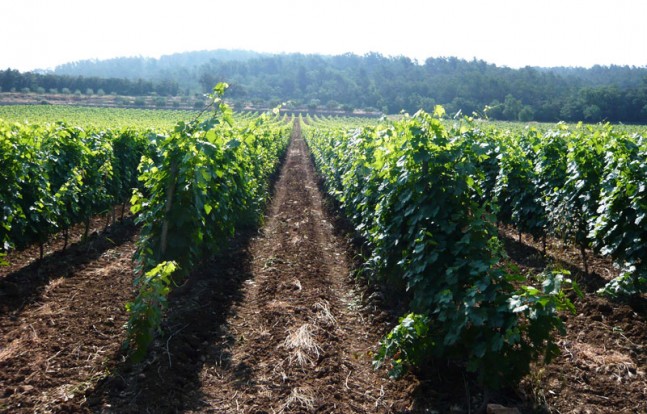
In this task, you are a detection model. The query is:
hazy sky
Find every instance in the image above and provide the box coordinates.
[2,0,646,72]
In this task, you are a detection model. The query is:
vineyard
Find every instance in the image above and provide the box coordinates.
[306,112,646,301]
[0,100,645,413]
[304,111,646,410]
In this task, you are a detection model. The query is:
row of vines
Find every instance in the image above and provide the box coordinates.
[1,85,291,359]
[126,85,290,356]
[0,120,147,265]
[303,109,646,388]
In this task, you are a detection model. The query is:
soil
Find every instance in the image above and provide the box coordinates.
[0,122,644,413]
[0,214,138,413]
[499,228,646,414]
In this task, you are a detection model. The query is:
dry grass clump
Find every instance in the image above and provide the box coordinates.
[281,387,316,412]
[283,323,321,367]
[313,300,336,326]
[567,341,639,380]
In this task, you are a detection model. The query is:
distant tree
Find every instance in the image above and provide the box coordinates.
[308,98,320,110]
[85,88,94,95]
[518,105,535,122]
[560,96,583,121]
[268,98,282,108]
[486,99,504,119]
[326,100,339,110]
[502,94,522,120]
[154,96,166,107]
[583,104,602,122]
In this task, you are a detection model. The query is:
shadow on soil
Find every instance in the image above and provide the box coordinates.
[83,228,256,413]
[499,233,609,293]
[0,219,137,317]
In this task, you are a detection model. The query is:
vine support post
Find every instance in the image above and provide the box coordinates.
[83,217,90,242]
[63,229,69,251]
[542,233,547,255]
[580,245,589,276]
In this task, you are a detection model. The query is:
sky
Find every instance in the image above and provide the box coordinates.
[2,0,646,72]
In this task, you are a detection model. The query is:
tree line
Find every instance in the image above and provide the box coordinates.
[0,69,179,97]
[3,50,647,122]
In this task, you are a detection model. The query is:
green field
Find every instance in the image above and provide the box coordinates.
[0,105,199,130]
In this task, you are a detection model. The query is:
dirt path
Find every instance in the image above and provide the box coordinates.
[80,122,416,414]
[188,123,414,412]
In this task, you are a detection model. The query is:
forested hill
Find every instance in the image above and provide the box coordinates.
[5,49,647,122]
[53,50,264,81]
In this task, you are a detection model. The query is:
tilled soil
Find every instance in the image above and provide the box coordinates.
[500,228,647,413]
[0,217,137,413]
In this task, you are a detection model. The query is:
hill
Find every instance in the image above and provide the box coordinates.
[2,49,646,122]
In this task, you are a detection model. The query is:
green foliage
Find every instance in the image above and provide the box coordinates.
[375,270,579,386]
[494,129,546,240]
[486,122,645,299]
[125,84,290,358]
[592,133,647,297]
[125,261,178,361]
[305,110,576,389]
[0,120,147,257]
[0,105,196,129]
[373,313,431,378]
[307,112,647,386]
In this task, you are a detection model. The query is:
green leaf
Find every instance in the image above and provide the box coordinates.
[214,82,229,96]
[226,139,241,150]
